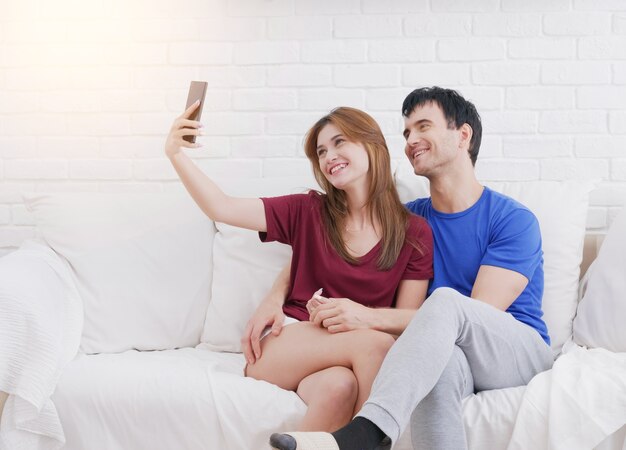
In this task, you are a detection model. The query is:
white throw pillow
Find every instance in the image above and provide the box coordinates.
[201,176,319,352]
[573,198,626,352]
[23,193,215,354]
[394,166,592,355]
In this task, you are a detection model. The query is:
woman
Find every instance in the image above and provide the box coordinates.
[165,103,433,432]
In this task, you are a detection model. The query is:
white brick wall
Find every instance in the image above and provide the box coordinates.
[2,1,626,252]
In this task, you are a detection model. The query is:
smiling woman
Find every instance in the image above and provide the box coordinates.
[165,104,434,433]
[303,107,416,270]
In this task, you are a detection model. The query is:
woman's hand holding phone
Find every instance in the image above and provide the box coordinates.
[164,101,204,159]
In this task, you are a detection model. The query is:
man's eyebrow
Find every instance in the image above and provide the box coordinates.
[316,134,343,151]
[403,119,431,137]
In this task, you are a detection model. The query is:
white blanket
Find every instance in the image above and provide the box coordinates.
[0,241,83,450]
[508,343,626,450]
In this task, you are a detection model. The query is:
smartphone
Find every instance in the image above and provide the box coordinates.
[183,81,208,143]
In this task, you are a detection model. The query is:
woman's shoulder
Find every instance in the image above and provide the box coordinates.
[406,212,431,234]
[271,190,322,203]
[275,190,324,213]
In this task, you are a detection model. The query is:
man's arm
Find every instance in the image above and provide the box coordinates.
[471,265,528,311]
[241,261,290,365]
[471,208,541,311]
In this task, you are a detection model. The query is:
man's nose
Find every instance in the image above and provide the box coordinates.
[406,130,420,146]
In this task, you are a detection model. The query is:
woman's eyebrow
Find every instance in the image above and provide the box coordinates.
[316,134,344,150]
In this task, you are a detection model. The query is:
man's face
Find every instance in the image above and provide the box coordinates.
[402,101,462,177]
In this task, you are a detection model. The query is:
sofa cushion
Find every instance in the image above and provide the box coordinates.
[51,345,528,450]
[394,166,593,356]
[52,348,305,450]
[573,197,626,352]
[23,193,215,354]
[201,176,317,352]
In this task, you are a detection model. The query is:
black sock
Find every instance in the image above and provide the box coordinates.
[331,416,386,450]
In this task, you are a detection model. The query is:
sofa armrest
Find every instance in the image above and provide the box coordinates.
[0,240,83,405]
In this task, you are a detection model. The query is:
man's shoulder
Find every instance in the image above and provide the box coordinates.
[483,187,536,219]
[482,187,540,238]
[405,196,431,215]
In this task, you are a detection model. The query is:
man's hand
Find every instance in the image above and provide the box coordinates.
[241,297,285,365]
[309,298,376,333]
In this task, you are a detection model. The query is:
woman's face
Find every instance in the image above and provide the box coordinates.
[315,123,370,191]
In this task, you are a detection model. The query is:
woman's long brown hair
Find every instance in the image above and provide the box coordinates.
[304,107,415,270]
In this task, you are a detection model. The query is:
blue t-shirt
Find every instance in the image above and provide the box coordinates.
[405,187,550,345]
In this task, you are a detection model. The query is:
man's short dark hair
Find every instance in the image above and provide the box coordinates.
[402,86,482,166]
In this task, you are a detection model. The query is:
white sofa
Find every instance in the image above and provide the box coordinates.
[1,168,625,450]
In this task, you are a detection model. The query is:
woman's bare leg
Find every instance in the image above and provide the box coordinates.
[296,367,357,431]
[0,391,7,425]
[246,321,395,416]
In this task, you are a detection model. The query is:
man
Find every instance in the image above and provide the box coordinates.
[262,87,554,450]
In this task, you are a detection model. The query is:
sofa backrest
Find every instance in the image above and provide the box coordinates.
[23,171,593,357]
[23,192,216,354]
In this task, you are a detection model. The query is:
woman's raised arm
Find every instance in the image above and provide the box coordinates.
[165,101,266,231]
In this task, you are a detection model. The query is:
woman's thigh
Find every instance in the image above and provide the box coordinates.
[245,321,392,390]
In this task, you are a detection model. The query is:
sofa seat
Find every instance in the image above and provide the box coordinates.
[51,346,528,450]
[52,347,303,450]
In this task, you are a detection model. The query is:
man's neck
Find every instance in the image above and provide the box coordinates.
[428,169,484,214]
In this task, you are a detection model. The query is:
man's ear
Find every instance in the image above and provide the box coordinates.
[459,123,473,151]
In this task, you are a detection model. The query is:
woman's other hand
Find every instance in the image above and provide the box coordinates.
[241,296,286,365]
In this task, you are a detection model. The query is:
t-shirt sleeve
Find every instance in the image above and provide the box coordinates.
[481,208,542,280]
[259,193,312,246]
[401,216,434,280]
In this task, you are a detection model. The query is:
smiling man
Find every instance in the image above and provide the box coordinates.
[269,87,554,450]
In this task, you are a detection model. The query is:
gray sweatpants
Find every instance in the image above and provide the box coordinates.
[358,287,554,450]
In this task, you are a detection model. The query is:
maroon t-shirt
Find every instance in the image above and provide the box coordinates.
[260,191,434,321]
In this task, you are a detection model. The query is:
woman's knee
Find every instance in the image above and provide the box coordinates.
[322,369,358,405]
[301,367,358,407]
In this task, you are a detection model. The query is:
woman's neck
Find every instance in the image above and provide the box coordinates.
[344,185,374,231]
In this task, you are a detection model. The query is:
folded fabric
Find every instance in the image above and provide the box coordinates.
[574,199,626,352]
[0,241,83,450]
[507,345,626,450]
